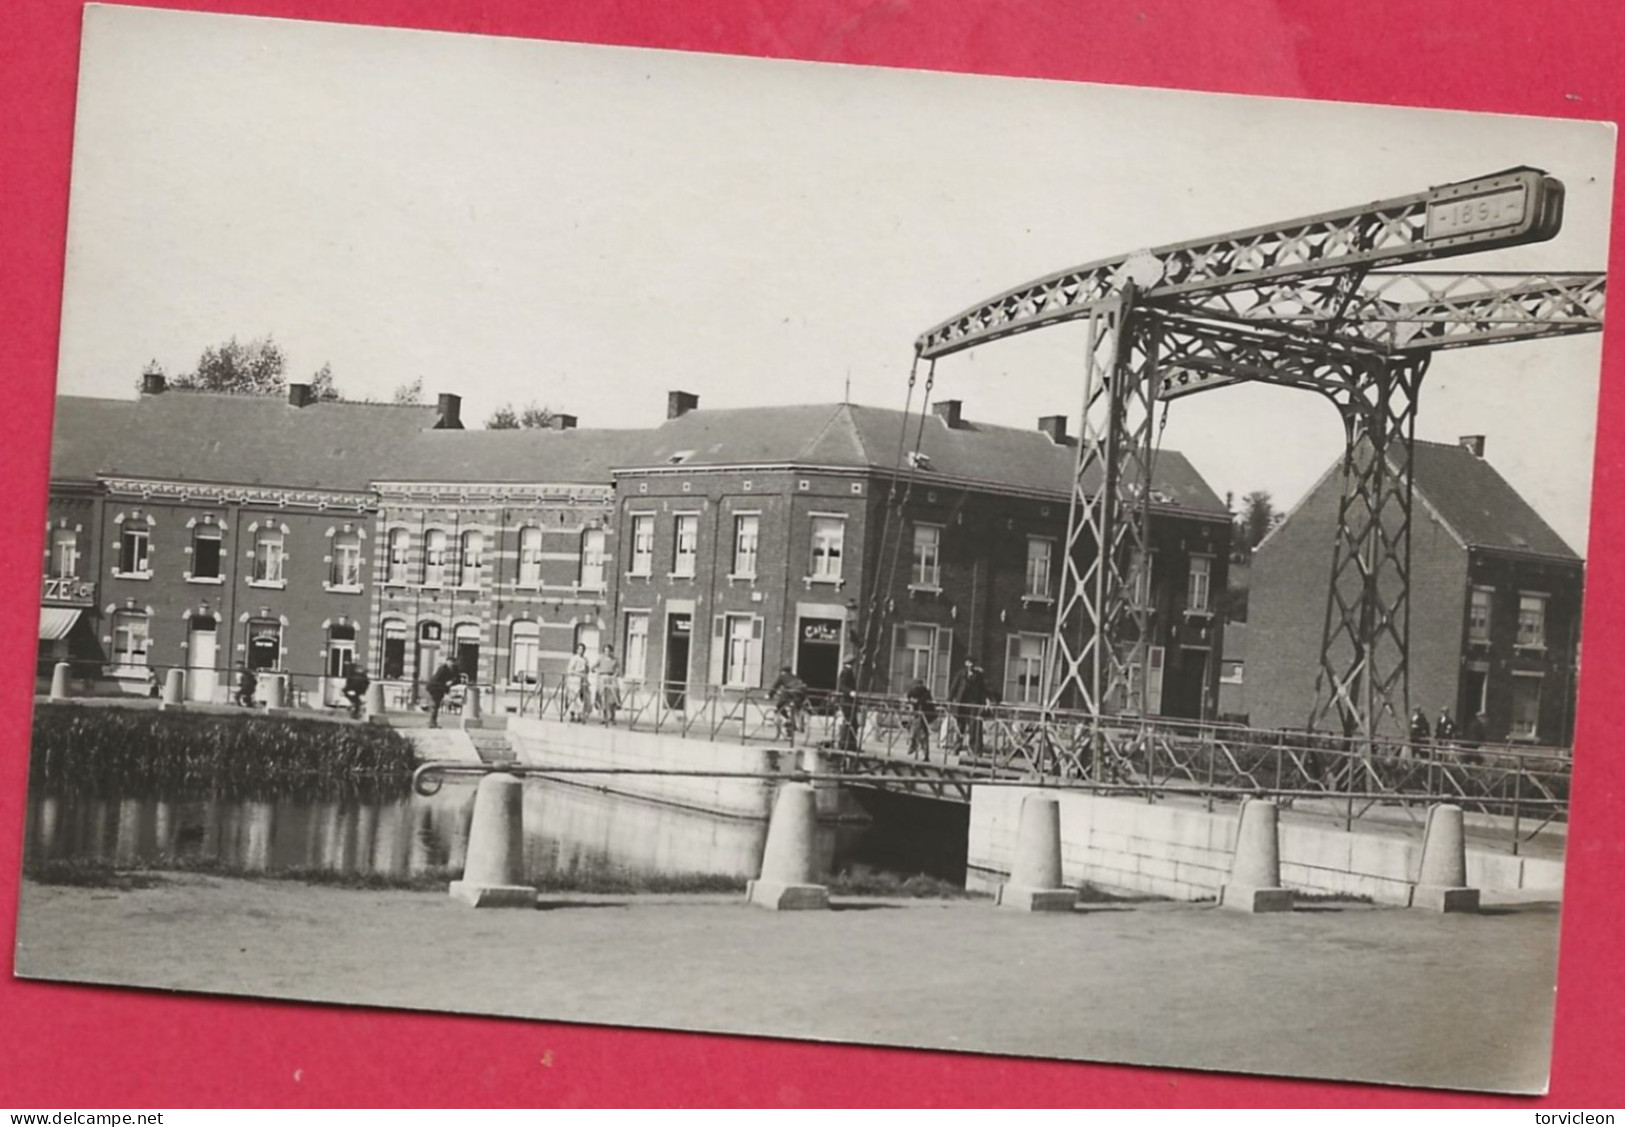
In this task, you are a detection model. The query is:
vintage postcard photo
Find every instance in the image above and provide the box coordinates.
[15,3,1612,1095]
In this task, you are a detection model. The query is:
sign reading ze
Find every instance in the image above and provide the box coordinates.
[42,577,96,605]
[1424,185,1529,240]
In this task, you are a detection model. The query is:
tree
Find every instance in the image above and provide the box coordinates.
[391,377,424,405]
[485,400,554,429]
[1231,490,1275,562]
[170,335,287,395]
[309,362,341,402]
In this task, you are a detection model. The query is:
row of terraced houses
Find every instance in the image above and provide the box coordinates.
[38,375,1583,744]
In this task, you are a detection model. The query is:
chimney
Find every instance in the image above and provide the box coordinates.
[549,413,578,431]
[1459,434,1486,458]
[933,399,963,428]
[1038,414,1069,444]
[667,390,699,419]
[287,383,314,408]
[435,393,463,430]
[140,371,166,395]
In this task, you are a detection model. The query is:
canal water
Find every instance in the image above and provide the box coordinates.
[24,778,969,887]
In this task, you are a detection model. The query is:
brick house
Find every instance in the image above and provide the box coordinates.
[368,421,649,710]
[608,394,1232,717]
[1247,436,1583,745]
[40,377,456,704]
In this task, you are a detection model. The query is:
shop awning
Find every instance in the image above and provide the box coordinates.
[39,607,82,641]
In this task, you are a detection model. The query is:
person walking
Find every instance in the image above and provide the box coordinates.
[951,659,988,756]
[836,656,860,752]
[566,642,591,723]
[594,644,621,726]
[426,657,459,729]
[1409,707,1431,759]
[906,678,937,761]
[1435,708,1457,754]
[235,663,258,708]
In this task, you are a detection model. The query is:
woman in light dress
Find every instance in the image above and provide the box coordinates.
[566,642,591,722]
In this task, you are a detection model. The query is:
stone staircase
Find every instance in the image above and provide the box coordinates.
[395,724,481,764]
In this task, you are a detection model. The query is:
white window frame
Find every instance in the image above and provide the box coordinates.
[386,528,411,585]
[732,513,760,579]
[111,610,150,672]
[250,529,285,587]
[422,528,448,587]
[1186,555,1213,615]
[1003,632,1050,706]
[509,621,541,685]
[910,524,942,590]
[628,514,655,577]
[579,527,607,591]
[888,622,953,698]
[624,610,650,685]
[721,613,764,688]
[1510,672,1543,740]
[117,525,151,578]
[189,524,224,583]
[809,515,846,582]
[517,526,544,586]
[1468,586,1493,644]
[1024,537,1053,601]
[1516,592,1548,650]
[671,514,699,578]
[329,531,363,590]
[457,529,484,589]
[48,527,80,581]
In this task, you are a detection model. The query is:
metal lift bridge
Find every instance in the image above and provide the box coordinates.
[914,167,1606,743]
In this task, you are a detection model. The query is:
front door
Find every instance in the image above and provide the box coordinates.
[1163,646,1210,720]
[187,616,218,702]
[796,617,843,696]
[664,613,692,709]
[325,628,357,705]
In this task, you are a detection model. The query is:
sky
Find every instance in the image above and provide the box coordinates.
[55,6,1615,552]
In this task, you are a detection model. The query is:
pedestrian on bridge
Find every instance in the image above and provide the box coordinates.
[1409,707,1431,759]
[951,659,988,757]
[906,678,937,761]
[837,656,860,752]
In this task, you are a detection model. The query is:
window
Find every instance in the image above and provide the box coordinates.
[624,611,650,684]
[579,528,606,590]
[1469,587,1493,643]
[810,516,845,580]
[1003,633,1049,705]
[629,515,654,576]
[1187,556,1212,614]
[518,527,543,586]
[191,524,222,580]
[510,621,540,684]
[672,514,698,577]
[732,514,759,578]
[381,620,407,679]
[457,530,484,587]
[1128,548,1153,608]
[251,529,284,583]
[422,529,448,586]
[111,611,149,670]
[48,528,78,580]
[386,529,410,585]
[1025,538,1052,599]
[911,525,941,588]
[722,614,763,687]
[330,531,362,588]
[247,618,282,671]
[1516,594,1547,649]
[889,623,952,697]
[1511,674,1542,739]
[118,525,150,576]
[453,622,481,680]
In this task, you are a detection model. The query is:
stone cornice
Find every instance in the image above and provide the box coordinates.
[373,481,613,505]
[99,477,373,512]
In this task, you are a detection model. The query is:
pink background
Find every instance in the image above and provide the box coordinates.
[2,0,1621,1107]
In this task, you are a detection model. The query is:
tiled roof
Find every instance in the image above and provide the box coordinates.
[620,402,1229,516]
[1406,440,1578,559]
[50,396,137,482]
[381,426,654,486]
[55,391,443,493]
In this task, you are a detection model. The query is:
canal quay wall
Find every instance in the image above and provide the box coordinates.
[503,717,788,820]
[967,786,1565,905]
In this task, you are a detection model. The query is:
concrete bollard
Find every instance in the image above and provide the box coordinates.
[746,782,830,910]
[1411,803,1480,912]
[995,793,1077,912]
[449,772,536,908]
[363,681,386,721]
[1218,798,1293,912]
[160,668,186,709]
[264,673,286,711]
[460,684,483,727]
[49,662,70,701]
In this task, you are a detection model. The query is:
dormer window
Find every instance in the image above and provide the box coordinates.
[907,451,932,470]
[668,450,694,466]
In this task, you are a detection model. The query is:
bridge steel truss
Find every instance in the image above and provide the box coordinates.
[916,167,1605,745]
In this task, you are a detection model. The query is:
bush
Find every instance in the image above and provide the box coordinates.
[30,703,416,790]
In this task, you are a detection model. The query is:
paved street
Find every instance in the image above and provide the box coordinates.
[15,876,1559,1094]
